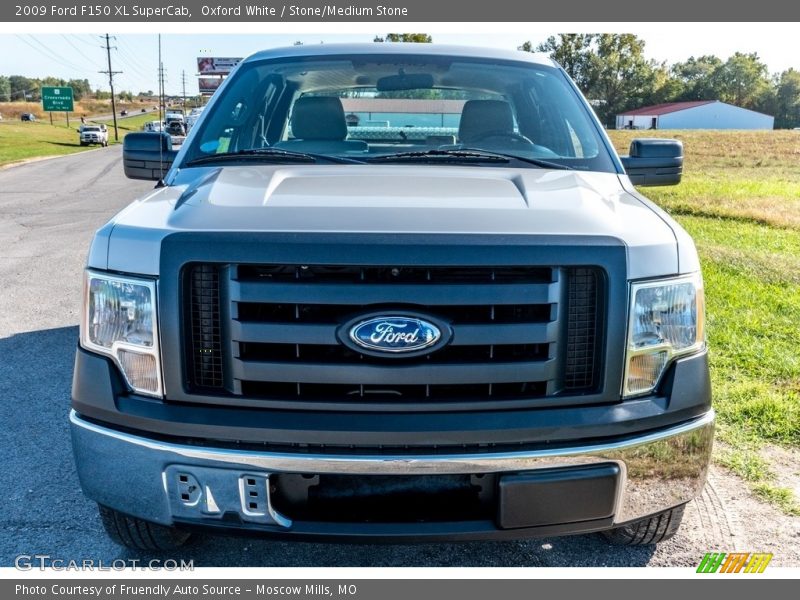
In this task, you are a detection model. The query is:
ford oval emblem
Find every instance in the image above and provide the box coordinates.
[341,314,451,356]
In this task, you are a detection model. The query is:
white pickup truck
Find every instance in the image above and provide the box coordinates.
[73,44,713,551]
[78,124,108,147]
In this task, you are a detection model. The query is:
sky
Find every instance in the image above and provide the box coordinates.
[1,27,798,98]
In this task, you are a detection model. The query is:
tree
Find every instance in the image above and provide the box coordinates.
[671,55,723,100]
[0,76,10,102]
[709,52,771,109]
[520,34,658,126]
[774,68,800,128]
[9,75,36,101]
[374,33,432,43]
[590,34,659,126]
[67,78,92,101]
[645,62,686,106]
[524,34,597,91]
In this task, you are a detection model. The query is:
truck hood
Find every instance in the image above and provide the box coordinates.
[95,165,680,277]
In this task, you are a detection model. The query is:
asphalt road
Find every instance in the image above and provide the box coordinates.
[1,147,796,567]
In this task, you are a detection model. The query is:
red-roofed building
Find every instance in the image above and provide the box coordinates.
[616,100,774,130]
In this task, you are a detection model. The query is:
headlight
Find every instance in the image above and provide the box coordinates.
[624,273,705,397]
[80,271,163,396]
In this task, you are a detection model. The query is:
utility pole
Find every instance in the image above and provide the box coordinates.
[99,33,122,142]
[181,70,187,113]
[158,34,163,126]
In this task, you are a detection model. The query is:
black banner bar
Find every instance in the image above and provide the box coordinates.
[4,579,796,600]
[3,0,800,22]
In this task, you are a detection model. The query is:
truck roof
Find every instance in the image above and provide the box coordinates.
[243,43,558,68]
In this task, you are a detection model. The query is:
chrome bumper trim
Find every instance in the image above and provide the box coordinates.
[70,409,714,528]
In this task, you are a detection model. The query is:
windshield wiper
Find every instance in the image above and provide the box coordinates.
[367,148,573,169]
[457,148,573,170]
[185,148,316,166]
[366,149,510,164]
[185,148,366,167]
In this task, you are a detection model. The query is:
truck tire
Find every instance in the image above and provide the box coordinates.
[98,505,191,550]
[601,505,685,546]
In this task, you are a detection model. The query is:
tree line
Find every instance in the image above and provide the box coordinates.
[0,76,92,102]
[0,75,145,104]
[520,34,800,129]
[375,33,800,129]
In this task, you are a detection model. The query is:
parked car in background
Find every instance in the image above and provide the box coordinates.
[167,120,186,136]
[121,109,128,117]
[185,106,205,132]
[79,124,109,147]
[21,113,36,121]
[143,120,165,133]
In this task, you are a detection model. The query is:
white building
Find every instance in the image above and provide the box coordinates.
[616,100,774,130]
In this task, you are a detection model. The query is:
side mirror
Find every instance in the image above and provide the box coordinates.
[620,138,683,186]
[123,132,177,181]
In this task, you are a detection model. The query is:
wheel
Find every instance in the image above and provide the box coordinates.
[98,505,191,550]
[601,505,685,546]
[79,142,86,146]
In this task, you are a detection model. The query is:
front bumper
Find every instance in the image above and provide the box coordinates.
[71,409,714,541]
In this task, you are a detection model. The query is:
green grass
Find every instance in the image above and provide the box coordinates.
[752,484,800,515]
[609,130,800,514]
[0,114,159,167]
[0,120,90,166]
[113,113,157,133]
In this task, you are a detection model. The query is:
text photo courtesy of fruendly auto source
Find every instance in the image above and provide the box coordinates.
[0,31,798,568]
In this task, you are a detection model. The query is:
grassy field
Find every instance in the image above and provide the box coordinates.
[609,130,800,513]
[0,98,158,121]
[0,120,90,166]
[0,112,160,167]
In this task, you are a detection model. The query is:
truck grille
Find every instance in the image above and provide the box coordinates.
[185,263,603,410]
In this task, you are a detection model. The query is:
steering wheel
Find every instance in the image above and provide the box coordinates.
[466,130,534,146]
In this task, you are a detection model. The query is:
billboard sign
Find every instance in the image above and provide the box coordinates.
[41,86,74,112]
[198,77,223,95]
[197,57,242,74]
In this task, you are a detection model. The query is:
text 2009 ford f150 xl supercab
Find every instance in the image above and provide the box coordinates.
[71,44,713,550]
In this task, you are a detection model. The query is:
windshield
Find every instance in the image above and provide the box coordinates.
[184,53,617,172]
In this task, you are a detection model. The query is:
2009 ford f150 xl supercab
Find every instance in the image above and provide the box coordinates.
[71,44,713,551]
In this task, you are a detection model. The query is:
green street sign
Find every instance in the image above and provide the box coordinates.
[41,86,74,112]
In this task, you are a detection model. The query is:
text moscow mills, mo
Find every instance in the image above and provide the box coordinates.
[17,584,360,597]
[13,3,410,19]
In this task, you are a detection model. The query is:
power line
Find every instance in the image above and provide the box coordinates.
[71,34,102,48]
[8,86,41,99]
[116,50,150,79]
[116,36,152,73]
[15,34,89,74]
[60,34,103,69]
[114,40,151,77]
[24,35,86,71]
